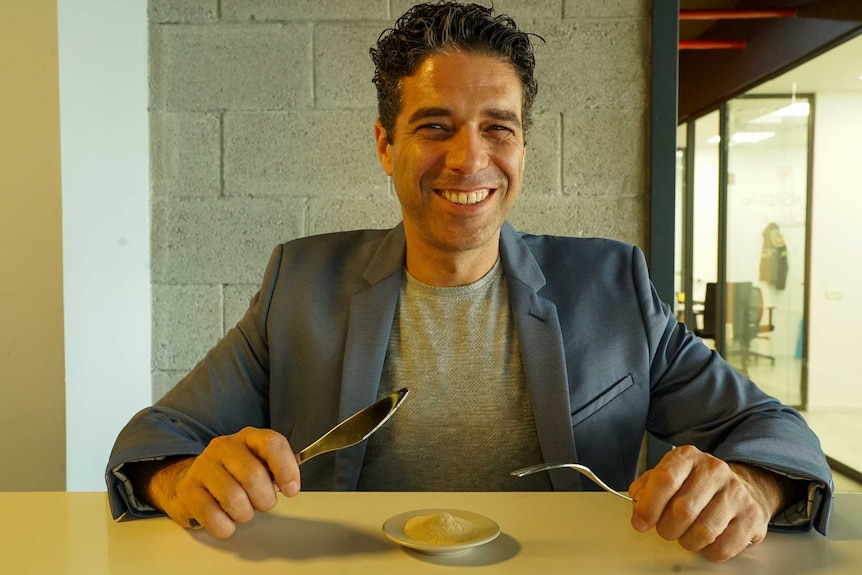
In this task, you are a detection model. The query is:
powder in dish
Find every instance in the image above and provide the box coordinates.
[403,511,476,545]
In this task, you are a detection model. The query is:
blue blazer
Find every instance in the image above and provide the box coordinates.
[107,223,833,531]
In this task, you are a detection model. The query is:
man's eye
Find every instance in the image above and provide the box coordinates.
[486,125,516,140]
[415,123,451,139]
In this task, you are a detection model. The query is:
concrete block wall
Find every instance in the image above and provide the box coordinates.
[149,0,652,399]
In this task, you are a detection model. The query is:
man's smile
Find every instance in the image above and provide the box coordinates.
[436,188,493,206]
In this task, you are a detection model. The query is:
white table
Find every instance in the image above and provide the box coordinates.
[2,491,860,574]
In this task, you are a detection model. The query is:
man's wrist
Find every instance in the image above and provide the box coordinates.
[125,456,194,511]
[729,462,808,518]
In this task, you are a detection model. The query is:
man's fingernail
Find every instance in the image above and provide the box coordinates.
[631,517,649,532]
[281,481,300,497]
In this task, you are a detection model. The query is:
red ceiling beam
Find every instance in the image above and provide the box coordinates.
[679,40,747,50]
[680,9,798,20]
[678,9,798,50]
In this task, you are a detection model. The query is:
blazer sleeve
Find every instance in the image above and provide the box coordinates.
[632,245,834,534]
[104,245,285,520]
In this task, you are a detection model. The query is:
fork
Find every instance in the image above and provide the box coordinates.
[510,462,636,502]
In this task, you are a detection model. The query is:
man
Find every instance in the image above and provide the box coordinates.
[107,2,832,563]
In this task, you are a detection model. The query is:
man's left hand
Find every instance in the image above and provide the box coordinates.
[628,445,797,562]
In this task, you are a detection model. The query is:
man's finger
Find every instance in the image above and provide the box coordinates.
[698,518,759,563]
[177,486,237,539]
[632,448,697,530]
[220,447,280,513]
[241,427,301,497]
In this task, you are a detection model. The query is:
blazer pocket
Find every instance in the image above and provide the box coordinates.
[570,374,635,426]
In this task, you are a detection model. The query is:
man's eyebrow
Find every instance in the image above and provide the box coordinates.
[406,107,522,126]
[407,107,452,124]
[485,108,521,126]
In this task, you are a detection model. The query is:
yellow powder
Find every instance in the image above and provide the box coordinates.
[404,511,476,545]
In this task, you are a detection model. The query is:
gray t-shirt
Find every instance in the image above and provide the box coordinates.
[358,259,552,491]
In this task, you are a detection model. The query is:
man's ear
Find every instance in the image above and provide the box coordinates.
[374,120,393,176]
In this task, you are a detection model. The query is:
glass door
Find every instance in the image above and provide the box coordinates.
[678,96,812,408]
[723,95,812,406]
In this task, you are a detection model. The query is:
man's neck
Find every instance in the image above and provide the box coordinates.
[404,240,501,287]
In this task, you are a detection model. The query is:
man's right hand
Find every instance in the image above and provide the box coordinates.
[134,427,301,538]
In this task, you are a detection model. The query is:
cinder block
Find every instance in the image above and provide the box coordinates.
[315,23,384,109]
[223,0,388,21]
[224,283,260,332]
[575,196,647,247]
[151,197,306,284]
[150,23,312,111]
[390,0,563,21]
[564,0,650,18]
[149,0,219,23]
[531,19,649,111]
[151,112,221,198]
[223,110,388,197]
[523,111,561,196]
[151,370,190,402]
[508,195,646,247]
[307,196,402,236]
[563,108,647,197]
[152,284,223,371]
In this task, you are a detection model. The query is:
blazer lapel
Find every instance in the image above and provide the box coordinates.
[500,224,582,491]
[334,225,405,490]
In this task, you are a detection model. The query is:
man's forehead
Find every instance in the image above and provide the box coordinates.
[397,53,524,119]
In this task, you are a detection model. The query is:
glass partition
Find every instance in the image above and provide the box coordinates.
[688,111,721,347]
[723,95,811,405]
[678,97,811,408]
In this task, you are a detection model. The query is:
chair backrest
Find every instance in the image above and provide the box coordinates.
[752,286,774,333]
[699,282,718,338]
[729,282,759,343]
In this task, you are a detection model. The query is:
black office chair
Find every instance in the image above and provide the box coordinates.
[745,285,776,365]
[693,282,718,342]
[693,282,774,375]
[730,282,776,373]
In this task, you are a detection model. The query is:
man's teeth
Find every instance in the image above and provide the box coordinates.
[440,189,490,205]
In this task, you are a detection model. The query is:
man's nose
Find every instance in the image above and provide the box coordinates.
[444,129,489,174]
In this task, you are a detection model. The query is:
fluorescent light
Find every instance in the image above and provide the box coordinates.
[705,132,775,145]
[770,102,810,117]
[732,131,775,143]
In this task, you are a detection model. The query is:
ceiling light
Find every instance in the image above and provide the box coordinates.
[706,132,775,145]
[732,131,775,143]
[770,102,810,117]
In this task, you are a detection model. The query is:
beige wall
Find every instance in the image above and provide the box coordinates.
[0,0,66,490]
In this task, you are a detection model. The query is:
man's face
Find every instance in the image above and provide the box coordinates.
[375,50,526,262]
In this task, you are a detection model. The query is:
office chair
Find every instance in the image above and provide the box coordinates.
[731,282,776,374]
[748,285,776,365]
[693,282,774,375]
[693,282,718,343]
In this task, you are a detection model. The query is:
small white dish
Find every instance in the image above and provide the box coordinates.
[382,508,501,556]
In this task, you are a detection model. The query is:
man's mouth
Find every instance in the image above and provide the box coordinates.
[437,189,492,206]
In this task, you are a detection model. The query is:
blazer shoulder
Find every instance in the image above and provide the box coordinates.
[517,232,642,268]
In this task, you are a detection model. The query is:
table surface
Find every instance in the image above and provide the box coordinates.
[2,491,860,574]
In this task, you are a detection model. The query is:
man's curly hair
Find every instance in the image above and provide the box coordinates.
[370,2,540,143]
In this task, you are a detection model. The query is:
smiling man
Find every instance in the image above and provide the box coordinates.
[375,49,526,286]
[107,2,833,563]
